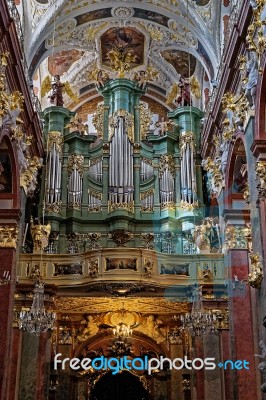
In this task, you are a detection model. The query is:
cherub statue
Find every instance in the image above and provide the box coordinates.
[134,67,159,89]
[96,69,109,88]
[154,117,174,136]
[65,115,88,136]
[134,70,146,89]
[136,315,166,344]
[77,315,99,342]
[41,75,78,106]
[30,217,51,252]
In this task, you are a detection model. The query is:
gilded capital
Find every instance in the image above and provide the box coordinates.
[0,225,18,248]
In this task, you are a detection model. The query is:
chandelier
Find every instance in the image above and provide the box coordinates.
[0,271,11,286]
[113,322,133,340]
[18,280,56,335]
[112,304,133,340]
[180,284,217,336]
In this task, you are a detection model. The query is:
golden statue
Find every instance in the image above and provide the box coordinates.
[108,48,136,78]
[30,217,51,252]
[65,115,88,136]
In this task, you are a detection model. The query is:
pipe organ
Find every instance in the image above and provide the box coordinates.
[108,110,134,208]
[45,131,63,212]
[159,155,175,208]
[88,190,102,212]
[67,155,84,209]
[42,79,204,254]
[140,158,153,182]
[180,131,197,205]
[140,189,154,211]
[89,158,102,183]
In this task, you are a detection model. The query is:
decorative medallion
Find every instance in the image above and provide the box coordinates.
[111,7,134,19]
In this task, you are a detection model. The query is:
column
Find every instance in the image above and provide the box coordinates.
[0,226,19,399]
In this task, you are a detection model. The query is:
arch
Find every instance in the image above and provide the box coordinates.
[90,370,149,400]
[224,136,248,210]
[27,3,218,79]
[0,131,20,210]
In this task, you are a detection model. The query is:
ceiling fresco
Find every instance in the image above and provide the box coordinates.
[160,50,197,78]
[48,49,84,76]
[100,27,145,70]
[19,0,233,111]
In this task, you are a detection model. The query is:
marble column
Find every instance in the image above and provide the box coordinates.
[170,342,184,400]
[193,337,205,400]
[18,332,39,400]
[203,334,222,400]
[36,332,51,400]
[227,249,257,400]
[220,330,234,400]
[0,247,17,399]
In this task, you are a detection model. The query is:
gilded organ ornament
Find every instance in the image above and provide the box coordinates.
[109,109,134,143]
[139,103,152,140]
[47,131,64,153]
[67,155,84,177]
[92,104,105,139]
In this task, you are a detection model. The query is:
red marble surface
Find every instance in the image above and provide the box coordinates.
[194,337,205,400]
[228,249,258,400]
[221,330,234,400]
[6,328,21,400]
[0,248,16,399]
[36,333,49,400]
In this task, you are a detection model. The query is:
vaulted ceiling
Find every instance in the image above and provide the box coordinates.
[17,0,234,111]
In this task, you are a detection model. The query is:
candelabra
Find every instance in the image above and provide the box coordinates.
[180,284,217,336]
[112,305,133,340]
[18,280,56,335]
[0,271,11,286]
[113,322,133,340]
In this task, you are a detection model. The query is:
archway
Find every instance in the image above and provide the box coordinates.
[90,371,149,400]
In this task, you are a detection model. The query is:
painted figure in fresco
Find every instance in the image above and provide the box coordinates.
[49,75,64,106]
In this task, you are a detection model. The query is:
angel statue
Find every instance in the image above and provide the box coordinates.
[166,75,201,106]
[30,217,51,252]
[77,315,99,342]
[88,67,110,89]
[155,117,174,136]
[41,75,78,107]
[134,66,159,89]
[65,115,88,136]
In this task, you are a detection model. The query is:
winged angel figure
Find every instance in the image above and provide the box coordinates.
[41,75,78,107]
[166,75,201,106]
